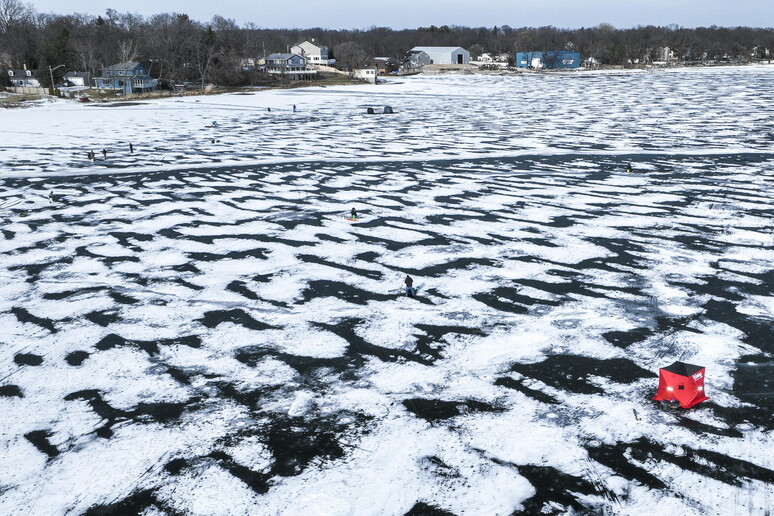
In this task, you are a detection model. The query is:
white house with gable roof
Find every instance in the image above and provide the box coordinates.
[291,40,335,66]
[7,67,41,87]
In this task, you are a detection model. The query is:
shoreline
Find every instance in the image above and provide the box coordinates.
[3,61,773,108]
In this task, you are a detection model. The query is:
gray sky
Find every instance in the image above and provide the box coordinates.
[28,0,774,29]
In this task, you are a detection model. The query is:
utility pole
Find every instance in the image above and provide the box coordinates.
[48,64,65,96]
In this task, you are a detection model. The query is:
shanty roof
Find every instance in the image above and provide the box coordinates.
[661,361,704,377]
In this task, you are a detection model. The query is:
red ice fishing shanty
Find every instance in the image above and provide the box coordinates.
[653,361,709,409]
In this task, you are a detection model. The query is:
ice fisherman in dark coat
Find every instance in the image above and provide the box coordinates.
[404,275,414,297]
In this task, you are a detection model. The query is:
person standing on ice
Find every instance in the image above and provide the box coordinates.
[625,163,633,173]
[101,149,107,159]
[350,207,358,219]
[404,275,415,297]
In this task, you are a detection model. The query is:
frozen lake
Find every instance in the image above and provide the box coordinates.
[1,66,773,515]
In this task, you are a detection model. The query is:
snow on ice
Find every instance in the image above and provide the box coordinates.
[0,65,773,515]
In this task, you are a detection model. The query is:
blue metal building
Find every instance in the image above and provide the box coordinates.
[515,51,581,69]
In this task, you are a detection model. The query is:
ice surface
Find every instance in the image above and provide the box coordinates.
[1,66,773,515]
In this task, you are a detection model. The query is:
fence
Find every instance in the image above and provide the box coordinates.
[310,64,348,75]
[7,86,50,95]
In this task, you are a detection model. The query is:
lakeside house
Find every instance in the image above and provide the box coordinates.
[401,50,431,74]
[352,67,378,83]
[291,40,335,66]
[262,53,317,80]
[63,71,91,87]
[372,57,399,75]
[239,57,257,71]
[93,62,158,94]
[7,67,41,87]
[515,51,581,69]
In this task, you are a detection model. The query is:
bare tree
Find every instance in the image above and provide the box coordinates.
[0,0,33,66]
[468,43,484,60]
[195,25,216,89]
[117,39,138,63]
[540,51,561,68]
[333,41,369,71]
[0,0,29,35]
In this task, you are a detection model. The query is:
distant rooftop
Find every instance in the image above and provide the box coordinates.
[266,53,300,60]
[410,46,466,52]
[102,62,142,70]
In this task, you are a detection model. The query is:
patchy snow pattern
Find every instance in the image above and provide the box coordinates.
[1,66,773,515]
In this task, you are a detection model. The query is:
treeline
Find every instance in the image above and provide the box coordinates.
[1,0,772,87]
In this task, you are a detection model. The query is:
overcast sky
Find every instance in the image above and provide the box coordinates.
[27,0,774,29]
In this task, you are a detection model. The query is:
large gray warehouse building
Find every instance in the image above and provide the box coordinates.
[409,46,470,65]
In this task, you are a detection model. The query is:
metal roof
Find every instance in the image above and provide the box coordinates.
[410,46,467,53]
[102,62,142,70]
[266,53,301,60]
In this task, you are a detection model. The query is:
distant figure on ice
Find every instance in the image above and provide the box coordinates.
[101,149,107,159]
[367,107,375,115]
[129,143,134,154]
[293,104,297,112]
[267,107,271,112]
[350,207,358,219]
[404,275,415,297]
[211,121,219,127]
[625,163,633,173]
[48,191,64,203]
